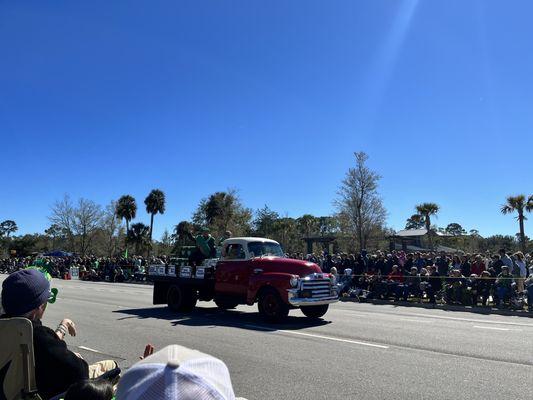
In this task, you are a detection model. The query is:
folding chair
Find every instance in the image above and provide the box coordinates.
[0,318,42,400]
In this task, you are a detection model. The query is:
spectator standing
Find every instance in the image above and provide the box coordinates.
[460,255,471,277]
[525,267,533,312]
[435,254,449,276]
[499,249,514,271]
[513,252,527,292]
[471,255,485,276]
[414,253,426,271]
[489,255,504,276]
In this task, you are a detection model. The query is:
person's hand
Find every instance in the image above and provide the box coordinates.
[60,319,77,337]
[140,344,155,360]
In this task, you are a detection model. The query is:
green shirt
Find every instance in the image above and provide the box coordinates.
[196,234,215,257]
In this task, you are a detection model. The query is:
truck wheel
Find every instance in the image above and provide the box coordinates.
[167,285,197,313]
[300,305,329,319]
[214,297,239,310]
[258,288,289,322]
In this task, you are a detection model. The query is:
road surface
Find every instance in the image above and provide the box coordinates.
[2,276,532,399]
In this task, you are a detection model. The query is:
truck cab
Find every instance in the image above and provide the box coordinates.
[149,237,338,321]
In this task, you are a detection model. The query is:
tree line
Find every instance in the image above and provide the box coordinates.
[1,152,532,256]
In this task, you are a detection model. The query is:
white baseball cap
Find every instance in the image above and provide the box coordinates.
[116,345,237,400]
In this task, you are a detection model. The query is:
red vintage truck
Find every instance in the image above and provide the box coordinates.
[148,237,338,321]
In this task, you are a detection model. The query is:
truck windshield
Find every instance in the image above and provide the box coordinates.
[248,242,284,258]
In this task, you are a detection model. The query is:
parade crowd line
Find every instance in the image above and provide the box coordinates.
[1,248,533,311]
[290,249,533,311]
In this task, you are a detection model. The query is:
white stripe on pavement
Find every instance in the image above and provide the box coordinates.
[397,318,432,323]
[334,308,533,328]
[473,325,521,332]
[78,345,103,354]
[244,324,389,349]
[407,313,533,328]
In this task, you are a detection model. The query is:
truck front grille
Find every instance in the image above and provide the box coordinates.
[300,278,332,298]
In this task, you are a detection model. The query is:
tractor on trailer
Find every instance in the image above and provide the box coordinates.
[148,237,339,321]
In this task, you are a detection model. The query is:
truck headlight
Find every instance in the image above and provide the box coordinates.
[289,276,299,288]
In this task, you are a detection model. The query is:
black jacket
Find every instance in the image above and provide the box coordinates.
[32,320,89,399]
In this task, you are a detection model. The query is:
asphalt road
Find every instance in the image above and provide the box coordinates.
[2,275,532,399]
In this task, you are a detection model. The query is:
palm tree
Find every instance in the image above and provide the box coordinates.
[126,223,150,255]
[501,195,531,252]
[405,214,425,230]
[144,189,166,242]
[415,203,440,250]
[116,195,137,253]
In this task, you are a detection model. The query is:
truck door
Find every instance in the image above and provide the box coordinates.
[215,243,252,298]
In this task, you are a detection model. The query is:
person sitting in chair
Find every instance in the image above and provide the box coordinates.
[1,269,118,399]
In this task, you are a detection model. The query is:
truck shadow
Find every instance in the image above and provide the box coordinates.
[112,306,331,331]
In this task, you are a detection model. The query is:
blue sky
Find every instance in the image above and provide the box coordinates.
[1,0,532,240]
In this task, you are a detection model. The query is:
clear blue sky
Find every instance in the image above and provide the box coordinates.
[1,0,532,240]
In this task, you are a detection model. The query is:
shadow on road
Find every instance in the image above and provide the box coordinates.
[112,306,331,331]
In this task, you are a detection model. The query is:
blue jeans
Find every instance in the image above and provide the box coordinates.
[496,286,511,304]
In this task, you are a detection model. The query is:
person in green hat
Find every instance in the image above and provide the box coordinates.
[188,227,216,266]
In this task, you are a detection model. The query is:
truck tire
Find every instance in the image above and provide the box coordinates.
[167,285,197,313]
[300,304,329,319]
[258,288,289,322]
[214,297,239,310]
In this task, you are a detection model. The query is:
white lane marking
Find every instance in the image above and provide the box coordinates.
[397,318,432,324]
[335,308,533,328]
[244,324,388,349]
[78,345,103,354]
[407,313,533,328]
[473,325,522,332]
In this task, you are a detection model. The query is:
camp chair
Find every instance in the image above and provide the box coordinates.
[0,317,42,400]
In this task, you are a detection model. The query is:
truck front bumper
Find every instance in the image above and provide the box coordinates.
[287,288,339,307]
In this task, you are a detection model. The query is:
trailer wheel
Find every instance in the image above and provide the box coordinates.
[258,288,289,322]
[300,304,329,319]
[167,285,197,313]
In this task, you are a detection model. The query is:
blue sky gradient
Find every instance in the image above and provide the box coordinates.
[1,0,532,239]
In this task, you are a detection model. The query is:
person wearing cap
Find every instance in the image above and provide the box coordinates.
[494,265,515,307]
[1,269,117,399]
[116,344,239,400]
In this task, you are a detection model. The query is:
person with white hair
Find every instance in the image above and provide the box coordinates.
[116,344,243,400]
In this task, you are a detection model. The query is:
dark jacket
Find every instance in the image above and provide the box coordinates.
[428,271,442,291]
[32,320,89,399]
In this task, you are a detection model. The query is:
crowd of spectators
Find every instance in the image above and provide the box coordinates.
[0,255,167,282]
[288,249,533,311]
[2,247,532,311]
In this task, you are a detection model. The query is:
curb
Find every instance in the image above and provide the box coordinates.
[339,297,533,318]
